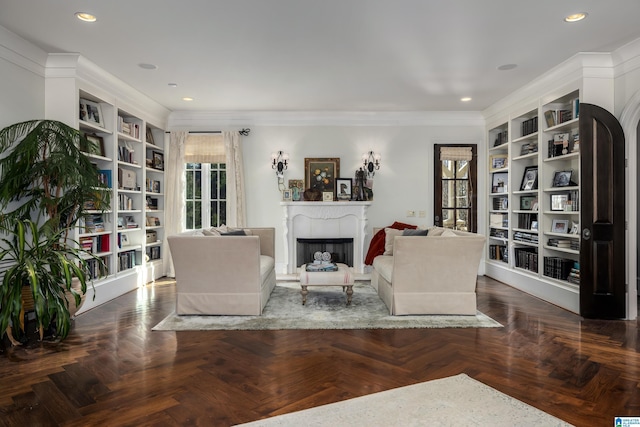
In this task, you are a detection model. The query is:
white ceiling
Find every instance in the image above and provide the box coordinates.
[1,0,640,113]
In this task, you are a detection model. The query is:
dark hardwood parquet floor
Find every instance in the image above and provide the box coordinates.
[1,275,639,426]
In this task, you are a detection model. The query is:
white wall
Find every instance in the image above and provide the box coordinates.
[0,26,47,128]
[237,122,485,268]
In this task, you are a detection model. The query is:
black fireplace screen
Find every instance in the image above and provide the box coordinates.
[296,238,354,267]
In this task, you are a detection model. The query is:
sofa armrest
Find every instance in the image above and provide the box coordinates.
[245,227,275,258]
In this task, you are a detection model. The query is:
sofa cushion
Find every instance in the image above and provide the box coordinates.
[441,228,457,237]
[372,255,394,283]
[402,228,428,236]
[426,226,446,236]
[364,221,417,265]
[221,229,247,236]
[383,228,404,255]
[259,255,275,283]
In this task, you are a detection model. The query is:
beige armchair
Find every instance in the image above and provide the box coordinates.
[167,227,276,315]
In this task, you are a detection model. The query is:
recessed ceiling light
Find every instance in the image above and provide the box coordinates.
[138,63,158,70]
[497,64,518,71]
[75,12,97,22]
[168,83,178,88]
[182,97,194,101]
[565,12,588,22]
[460,97,472,102]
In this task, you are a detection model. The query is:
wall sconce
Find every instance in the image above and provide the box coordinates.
[362,151,381,178]
[271,151,289,178]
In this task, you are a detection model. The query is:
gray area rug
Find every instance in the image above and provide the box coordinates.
[152,282,502,331]
[235,373,573,427]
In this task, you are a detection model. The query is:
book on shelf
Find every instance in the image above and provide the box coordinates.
[97,169,112,187]
[82,214,105,233]
[521,116,538,136]
[513,247,538,272]
[543,257,573,281]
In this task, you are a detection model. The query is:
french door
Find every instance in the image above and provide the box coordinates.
[433,144,477,232]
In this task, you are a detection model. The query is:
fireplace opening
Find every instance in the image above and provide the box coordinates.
[297,238,354,267]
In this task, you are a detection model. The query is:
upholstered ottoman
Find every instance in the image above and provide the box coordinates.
[299,263,354,306]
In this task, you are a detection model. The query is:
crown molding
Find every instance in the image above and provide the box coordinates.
[45,53,171,128]
[483,52,614,122]
[168,110,484,129]
[0,24,47,76]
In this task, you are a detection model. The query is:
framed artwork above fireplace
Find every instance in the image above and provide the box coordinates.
[305,157,339,194]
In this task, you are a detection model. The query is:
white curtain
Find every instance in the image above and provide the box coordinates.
[165,131,188,277]
[224,131,246,227]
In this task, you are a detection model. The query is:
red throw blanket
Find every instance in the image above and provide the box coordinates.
[364,221,417,265]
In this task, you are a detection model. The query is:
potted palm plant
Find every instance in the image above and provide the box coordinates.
[0,119,110,343]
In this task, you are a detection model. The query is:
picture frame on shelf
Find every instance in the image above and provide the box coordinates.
[551,193,569,211]
[120,233,129,246]
[282,189,292,201]
[146,127,155,145]
[519,166,538,191]
[490,154,507,171]
[336,178,352,200]
[491,172,508,193]
[551,219,569,234]
[552,170,573,187]
[531,221,538,231]
[322,191,334,202]
[152,151,164,170]
[82,133,105,157]
[79,98,104,127]
[519,195,537,211]
[117,216,125,229]
[305,158,339,194]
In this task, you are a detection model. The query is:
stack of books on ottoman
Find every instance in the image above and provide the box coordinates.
[305,251,338,272]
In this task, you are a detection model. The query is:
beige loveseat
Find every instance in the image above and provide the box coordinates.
[167,227,276,315]
[370,227,486,315]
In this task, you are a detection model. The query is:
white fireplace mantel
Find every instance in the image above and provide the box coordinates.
[281,201,371,274]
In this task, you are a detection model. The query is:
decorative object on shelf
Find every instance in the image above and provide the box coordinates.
[491,172,508,193]
[0,120,111,343]
[82,133,105,157]
[288,179,303,201]
[152,151,164,170]
[354,167,371,201]
[336,178,352,201]
[79,98,104,127]
[570,221,579,234]
[551,219,569,234]
[271,151,289,178]
[490,154,507,171]
[362,150,381,178]
[519,166,538,191]
[552,170,573,187]
[305,157,339,194]
[282,188,292,201]
[303,188,322,201]
[322,191,334,202]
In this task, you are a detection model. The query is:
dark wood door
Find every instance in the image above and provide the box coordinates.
[579,103,626,318]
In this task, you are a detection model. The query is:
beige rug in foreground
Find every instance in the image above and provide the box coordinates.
[235,374,572,427]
